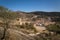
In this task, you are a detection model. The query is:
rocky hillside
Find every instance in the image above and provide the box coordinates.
[0,6,60,40]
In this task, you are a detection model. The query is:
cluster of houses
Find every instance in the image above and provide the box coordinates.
[0,15,55,33]
[9,16,55,32]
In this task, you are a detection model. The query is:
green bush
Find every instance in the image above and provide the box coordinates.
[47,24,60,34]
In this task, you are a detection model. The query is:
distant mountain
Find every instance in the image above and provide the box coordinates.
[29,11,60,17]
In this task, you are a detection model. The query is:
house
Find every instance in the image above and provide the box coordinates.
[10,18,32,25]
[33,22,46,32]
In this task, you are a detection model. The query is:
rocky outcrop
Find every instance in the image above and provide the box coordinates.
[4,28,36,40]
[0,27,4,40]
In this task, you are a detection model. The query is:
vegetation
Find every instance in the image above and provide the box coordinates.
[46,24,60,34]
[0,6,19,40]
[15,23,37,33]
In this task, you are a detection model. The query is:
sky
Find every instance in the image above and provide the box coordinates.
[0,0,60,12]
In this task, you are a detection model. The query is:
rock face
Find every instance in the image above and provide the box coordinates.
[0,27,36,40]
[5,29,36,40]
[0,27,4,40]
[0,27,49,40]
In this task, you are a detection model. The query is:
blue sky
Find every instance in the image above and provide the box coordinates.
[0,0,60,12]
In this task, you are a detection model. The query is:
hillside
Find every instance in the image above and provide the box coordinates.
[0,6,60,40]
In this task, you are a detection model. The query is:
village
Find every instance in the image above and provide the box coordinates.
[7,13,55,33]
